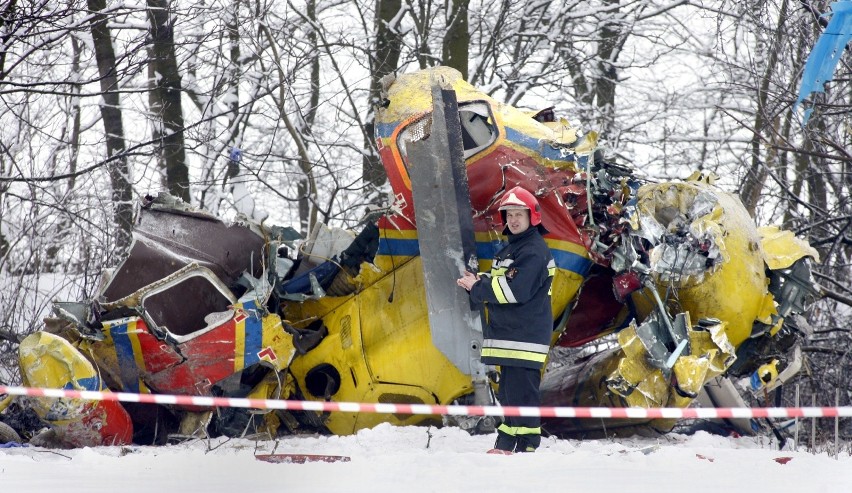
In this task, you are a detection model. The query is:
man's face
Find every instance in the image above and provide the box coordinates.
[505,209,530,235]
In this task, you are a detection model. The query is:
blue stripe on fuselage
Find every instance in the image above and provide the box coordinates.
[377,237,591,276]
[503,127,589,170]
[110,321,140,393]
[375,122,400,139]
[242,300,263,367]
[552,248,593,276]
[378,237,420,257]
[63,376,103,392]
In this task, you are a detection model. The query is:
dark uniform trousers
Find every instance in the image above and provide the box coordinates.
[494,366,542,452]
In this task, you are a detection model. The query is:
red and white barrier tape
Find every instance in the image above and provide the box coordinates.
[2,385,851,419]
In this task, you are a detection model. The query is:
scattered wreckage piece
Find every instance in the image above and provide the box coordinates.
[12,195,329,446]
[255,453,351,464]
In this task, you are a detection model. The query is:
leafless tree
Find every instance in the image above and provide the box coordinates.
[0,2,850,443]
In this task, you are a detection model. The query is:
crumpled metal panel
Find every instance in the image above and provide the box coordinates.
[100,194,267,336]
[102,196,267,301]
[18,332,133,447]
[606,316,735,408]
[758,225,821,270]
[630,178,769,347]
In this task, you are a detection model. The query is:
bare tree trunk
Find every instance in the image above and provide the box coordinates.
[0,147,8,263]
[68,35,82,192]
[740,0,789,216]
[86,0,133,252]
[259,23,318,234]
[785,149,807,227]
[297,0,321,232]
[443,0,469,79]
[0,0,13,268]
[44,34,85,272]
[0,0,17,80]
[467,0,511,87]
[147,0,190,202]
[223,1,241,188]
[594,0,627,138]
[306,0,320,131]
[407,0,434,69]
[298,179,310,235]
[806,128,828,216]
[363,0,403,201]
[148,45,166,183]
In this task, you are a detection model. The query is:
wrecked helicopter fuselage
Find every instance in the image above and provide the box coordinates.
[2,66,821,447]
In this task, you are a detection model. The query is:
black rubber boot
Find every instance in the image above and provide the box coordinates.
[493,430,517,452]
[516,433,540,452]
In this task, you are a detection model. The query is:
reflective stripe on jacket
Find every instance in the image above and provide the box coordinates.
[469,227,554,370]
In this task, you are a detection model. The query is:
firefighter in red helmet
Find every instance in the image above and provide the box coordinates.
[457,186,555,453]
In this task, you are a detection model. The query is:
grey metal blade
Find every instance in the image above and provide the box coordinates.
[403,76,488,404]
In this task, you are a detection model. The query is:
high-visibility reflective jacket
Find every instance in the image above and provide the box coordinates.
[469,227,555,370]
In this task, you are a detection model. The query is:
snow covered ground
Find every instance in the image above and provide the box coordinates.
[1,423,850,492]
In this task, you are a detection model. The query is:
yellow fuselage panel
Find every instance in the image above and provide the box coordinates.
[286,256,471,434]
[758,225,820,270]
[18,332,103,421]
[19,332,100,392]
[285,243,588,435]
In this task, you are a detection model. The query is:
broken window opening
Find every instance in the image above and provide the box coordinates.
[140,273,235,338]
[458,102,497,158]
[397,101,497,173]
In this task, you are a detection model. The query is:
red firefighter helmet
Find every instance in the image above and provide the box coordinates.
[498,186,542,226]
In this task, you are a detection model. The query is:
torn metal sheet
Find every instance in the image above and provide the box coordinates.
[606,315,736,408]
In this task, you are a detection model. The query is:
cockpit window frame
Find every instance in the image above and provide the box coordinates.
[395,100,498,173]
[457,101,498,159]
